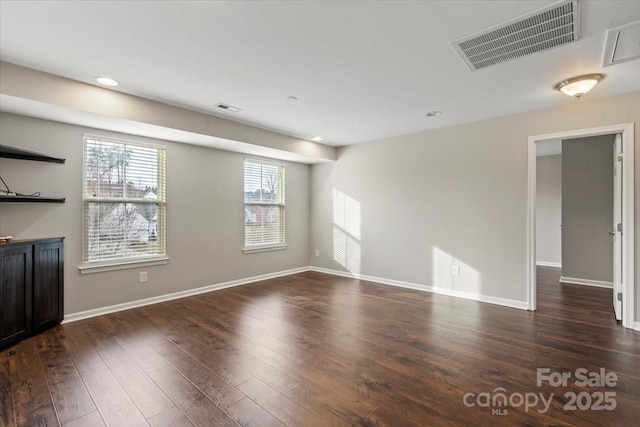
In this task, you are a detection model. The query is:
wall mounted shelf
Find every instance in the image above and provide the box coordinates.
[0,195,66,203]
[0,144,66,203]
[0,144,66,163]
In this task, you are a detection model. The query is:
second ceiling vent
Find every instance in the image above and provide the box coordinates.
[453,0,579,71]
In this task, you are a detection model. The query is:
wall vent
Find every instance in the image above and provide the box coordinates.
[215,103,242,112]
[452,1,579,71]
[602,20,640,67]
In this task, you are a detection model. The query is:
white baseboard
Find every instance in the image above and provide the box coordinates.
[309,266,528,310]
[559,276,613,289]
[63,266,311,323]
[635,322,640,332]
[536,261,561,268]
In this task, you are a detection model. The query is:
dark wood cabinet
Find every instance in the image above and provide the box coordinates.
[0,237,63,349]
[0,244,32,349]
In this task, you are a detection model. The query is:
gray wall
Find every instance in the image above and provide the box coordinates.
[561,135,614,283]
[0,113,310,314]
[310,91,640,316]
[536,155,562,265]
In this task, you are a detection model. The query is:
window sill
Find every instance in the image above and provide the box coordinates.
[79,256,169,274]
[243,244,287,254]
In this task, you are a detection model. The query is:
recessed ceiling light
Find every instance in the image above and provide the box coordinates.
[287,96,298,102]
[555,74,604,98]
[95,77,119,87]
[426,111,442,117]
[312,136,323,141]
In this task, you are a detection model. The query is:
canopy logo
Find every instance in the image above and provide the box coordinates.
[462,368,618,415]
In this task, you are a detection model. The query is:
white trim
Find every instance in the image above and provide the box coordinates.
[79,256,169,274]
[634,322,640,332]
[64,266,309,323]
[244,156,285,168]
[309,266,528,310]
[536,261,561,268]
[243,243,287,254]
[559,276,613,289]
[527,122,635,329]
[83,132,166,149]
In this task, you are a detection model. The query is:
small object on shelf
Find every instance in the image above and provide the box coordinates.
[0,235,14,243]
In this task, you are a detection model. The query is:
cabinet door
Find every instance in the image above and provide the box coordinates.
[33,241,64,333]
[0,245,33,349]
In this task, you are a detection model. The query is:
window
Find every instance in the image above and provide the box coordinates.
[244,159,286,252]
[82,135,166,267]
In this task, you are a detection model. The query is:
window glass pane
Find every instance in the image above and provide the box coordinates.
[244,159,285,247]
[85,202,161,261]
[83,136,166,264]
[244,205,284,246]
[85,139,125,198]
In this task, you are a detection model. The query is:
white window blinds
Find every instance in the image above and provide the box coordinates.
[83,136,166,264]
[244,159,285,249]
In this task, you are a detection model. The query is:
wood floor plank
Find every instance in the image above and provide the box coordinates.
[34,332,96,424]
[147,407,194,427]
[8,339,59,426]
[83,318,174,419]
[283,382,369,426]
[108,324,169,374]
[226,397,286,427]
[143,314,255,388]
[62,411,105,427]
[148,365,237,427]
[0,350,15,427]
[237,377,330,427]
[153,341,244,410]
[58,323,149,427]
[151,304,298,393]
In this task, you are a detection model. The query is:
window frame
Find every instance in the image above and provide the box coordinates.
[79,133,168,273]
[243,158,287,254]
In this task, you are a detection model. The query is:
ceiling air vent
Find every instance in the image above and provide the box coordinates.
[452,0,579,71]
[215,103,242,112]
[602,20,640,67]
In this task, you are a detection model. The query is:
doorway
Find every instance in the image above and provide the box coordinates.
[527,123,635,329]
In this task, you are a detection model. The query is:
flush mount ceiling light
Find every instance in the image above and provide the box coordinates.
[95,77,119,87]
[426,111,443,117]
[312,136,323,141]
[554,74,604,98]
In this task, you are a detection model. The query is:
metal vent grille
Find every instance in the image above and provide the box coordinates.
[215,103,242,112]
[453,1,579,71]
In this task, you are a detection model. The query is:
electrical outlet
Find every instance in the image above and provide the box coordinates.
[452,265,460,276]
[139,271,148,283]
[315,249,320,257]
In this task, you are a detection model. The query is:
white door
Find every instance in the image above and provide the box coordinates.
[612,134,622,320]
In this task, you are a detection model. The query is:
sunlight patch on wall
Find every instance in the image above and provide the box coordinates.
[333,189,361,276]
[432,246,482,295]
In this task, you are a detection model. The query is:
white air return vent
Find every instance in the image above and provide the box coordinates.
[215,103,242,112]
[603,20,640,67]
[453,1,579,71]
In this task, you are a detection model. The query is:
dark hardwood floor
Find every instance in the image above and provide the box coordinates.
[1,267,639,426]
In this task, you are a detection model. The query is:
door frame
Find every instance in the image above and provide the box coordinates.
[527,122,635,329]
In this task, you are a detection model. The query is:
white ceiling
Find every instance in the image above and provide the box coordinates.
[1,1,639,146]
